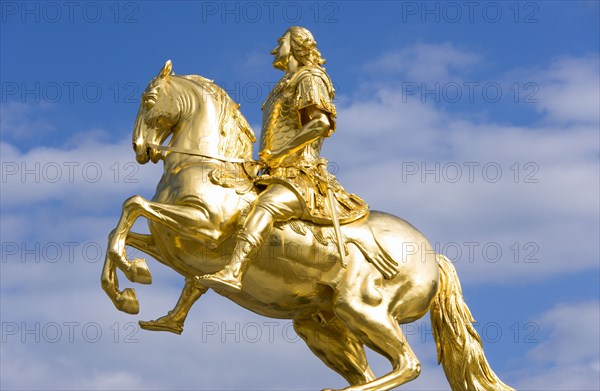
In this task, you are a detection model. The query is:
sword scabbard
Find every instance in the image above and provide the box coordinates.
[319,164,348,268]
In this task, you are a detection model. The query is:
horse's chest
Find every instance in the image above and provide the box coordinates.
[152,163,213,204]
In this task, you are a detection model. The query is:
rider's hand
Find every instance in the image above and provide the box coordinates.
[260,149,286,167]
[258,150,272,164]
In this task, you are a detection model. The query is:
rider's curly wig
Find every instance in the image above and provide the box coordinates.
[287,26,326,67]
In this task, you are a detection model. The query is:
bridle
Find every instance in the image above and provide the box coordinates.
[147,142,257,164]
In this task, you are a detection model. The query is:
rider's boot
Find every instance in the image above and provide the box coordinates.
[139,278,206,334]
[197,231,259,292]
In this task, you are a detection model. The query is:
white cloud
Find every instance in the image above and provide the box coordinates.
[365,42,482,81]
[240,48,272,73]
[0,102,55,141]
[527,301,599,366]
[530,54,600,124]
[512,301,600,390]
[0,137,162,210]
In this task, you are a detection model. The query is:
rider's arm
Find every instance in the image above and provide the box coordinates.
[260,105,332,165]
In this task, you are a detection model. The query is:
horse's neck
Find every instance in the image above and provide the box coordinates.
[170,115,220,152]
[165,77,253,167]
[169,83,222,155]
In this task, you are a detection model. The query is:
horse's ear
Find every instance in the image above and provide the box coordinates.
[159,60,173,79]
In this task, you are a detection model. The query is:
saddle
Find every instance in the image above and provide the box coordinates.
[209,162,396,279]
[277,218,399,280]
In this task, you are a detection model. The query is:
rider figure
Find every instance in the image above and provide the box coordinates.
[199,26,368,291]
[138,26,368,333]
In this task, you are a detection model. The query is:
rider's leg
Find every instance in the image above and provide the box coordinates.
[206,219,267,288]
[139,277,208,334]
[198,184,302,291]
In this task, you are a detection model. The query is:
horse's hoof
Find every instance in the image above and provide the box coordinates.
[116,288,139,314]
[125,258,152,284]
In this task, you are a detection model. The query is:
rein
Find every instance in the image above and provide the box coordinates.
[148,143,257,164]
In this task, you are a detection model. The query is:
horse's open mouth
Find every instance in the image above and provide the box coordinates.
[134,146,151,164]
[148,146,162,163]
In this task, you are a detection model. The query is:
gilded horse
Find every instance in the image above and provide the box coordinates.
[101,61,513,391]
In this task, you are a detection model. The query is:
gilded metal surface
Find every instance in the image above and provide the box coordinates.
[257,29,367,225]
[318,161,348,268]
[101,27,514,391]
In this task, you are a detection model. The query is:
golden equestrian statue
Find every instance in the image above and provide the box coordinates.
[101,27,514,391]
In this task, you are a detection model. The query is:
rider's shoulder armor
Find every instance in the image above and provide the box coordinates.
[296,66,337,122]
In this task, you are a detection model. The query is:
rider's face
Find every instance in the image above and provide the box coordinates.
[271,32,291,71]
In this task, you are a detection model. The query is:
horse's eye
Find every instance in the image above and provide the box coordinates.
[144,91,158,109]
[144,98,156,110]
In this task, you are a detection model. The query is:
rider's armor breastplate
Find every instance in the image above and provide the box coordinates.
[260,66,335,169]
[258,66,368,225]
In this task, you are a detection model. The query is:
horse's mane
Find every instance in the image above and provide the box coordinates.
[178,74,256,160]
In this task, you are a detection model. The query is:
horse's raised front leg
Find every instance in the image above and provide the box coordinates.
[120,231,159,284]
[102,195,228,314]
[101,231,151,314]
[112,195,229,252]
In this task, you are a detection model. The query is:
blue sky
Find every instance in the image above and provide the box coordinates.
[1,1,599,390]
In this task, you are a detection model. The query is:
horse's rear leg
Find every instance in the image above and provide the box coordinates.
[334,302,420,391]
[293,316,375,387]
[139,277,207,334]
[332,248,421,391]
[126,232,210,330]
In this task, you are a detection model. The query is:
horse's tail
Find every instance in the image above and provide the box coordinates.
[430,254,515,391]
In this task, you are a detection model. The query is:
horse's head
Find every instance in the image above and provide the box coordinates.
[133,60,180,164]
[133,60,256,165]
